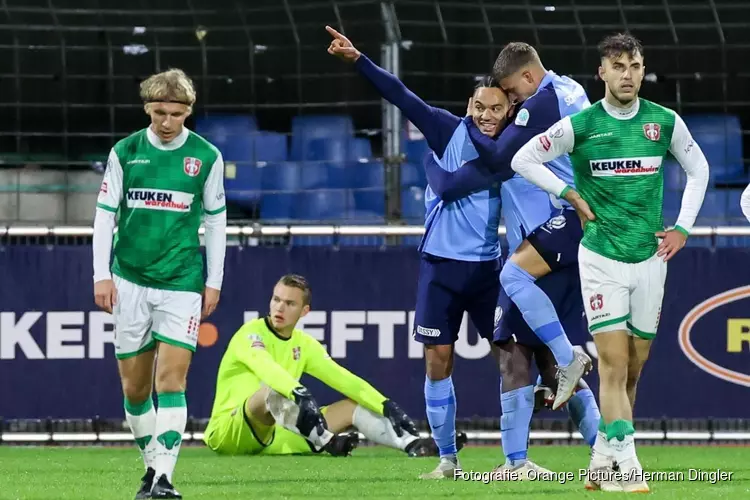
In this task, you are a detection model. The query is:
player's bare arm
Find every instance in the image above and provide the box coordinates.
[655,113,709,261]
[510,117,595,225]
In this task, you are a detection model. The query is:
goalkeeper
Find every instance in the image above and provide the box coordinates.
[510,33,709,492]
[204,274,441,457]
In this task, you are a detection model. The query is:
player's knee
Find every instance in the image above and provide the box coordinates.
[498,358,530,392]
[121,378,151,404]
[154,368,187,394]
[500,260,525,293]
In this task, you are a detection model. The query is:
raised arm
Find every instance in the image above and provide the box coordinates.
[327,26,459,156]
[668,114,709,236]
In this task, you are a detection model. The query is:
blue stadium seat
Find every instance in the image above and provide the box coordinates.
[260,162,300,192]
[299,163,349,190]
[400,162,426,188]
[726,188,746,223]
[223,162,261,209]
[697,189,728,224]
[339,210,386,246]
[405,139,431,164]
[253,131,288,162]
[260,193,296,221]
[401,186,425,223]
[350,162,386,215]
[294,190,353,222]
[683,115,745,185]
[305,137,351,164]
[290,115,354,161]
[352,137,373,162]
[195,115,257,164]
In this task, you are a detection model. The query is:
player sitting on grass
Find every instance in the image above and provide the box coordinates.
[204,274,445,457]
[93,68,227,500]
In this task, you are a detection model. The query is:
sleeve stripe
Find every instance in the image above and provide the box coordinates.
[204,205,226,215]
[96,202,117,213]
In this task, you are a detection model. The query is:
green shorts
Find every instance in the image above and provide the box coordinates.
[204,403,321,456]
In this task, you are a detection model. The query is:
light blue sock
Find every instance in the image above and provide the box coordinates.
[500,385,534,467]
[566,388,600,447]
[501,260,574,366]
[425,376,457,458]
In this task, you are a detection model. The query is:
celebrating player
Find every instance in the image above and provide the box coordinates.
[510,33,709,492]
[93,69,227,499]
[203,274,441,458]
[327,25,512,478]
[421,42,594,412]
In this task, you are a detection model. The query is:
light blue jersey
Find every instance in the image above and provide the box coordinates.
[420,122,502,261]
[502,71,590,253]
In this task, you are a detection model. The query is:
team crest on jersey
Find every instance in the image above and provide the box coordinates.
[293,346,301,360]
[590,294,604,311]
[643,123,661,141]
[183,157,202,177]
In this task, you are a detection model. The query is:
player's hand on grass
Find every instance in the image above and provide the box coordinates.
[563,189,595,228]
[94,279,117,314]
[383,400,419,437]
[326,25,361,62]
[202,286,220,319]
[655,228,687,262]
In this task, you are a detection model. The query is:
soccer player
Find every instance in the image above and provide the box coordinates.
[421,42,594,411]
[509,33,709,492]
[423,152,601,478]
[93,69,227,499]
[203,274,440,458]
[326,25,513,478]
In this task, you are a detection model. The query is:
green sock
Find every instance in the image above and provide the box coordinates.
[606,419,635,442]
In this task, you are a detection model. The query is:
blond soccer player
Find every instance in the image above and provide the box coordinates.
[93,69,227,499]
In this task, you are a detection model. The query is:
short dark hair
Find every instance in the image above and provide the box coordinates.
[492,42,540,81]
[597,32,643,61]
[278,274,311,306]
[474,75,499,91]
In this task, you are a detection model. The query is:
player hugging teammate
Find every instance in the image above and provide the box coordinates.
[93,68,227,499]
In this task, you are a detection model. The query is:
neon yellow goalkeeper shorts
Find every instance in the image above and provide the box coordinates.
[204,403,326,456]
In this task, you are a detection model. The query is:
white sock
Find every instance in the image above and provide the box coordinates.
[591,431,612,467]
[608,434,642,472]
[153,392,187,483]
[352,405,418,451]
[265,390,333,450]
[124,397,157,470]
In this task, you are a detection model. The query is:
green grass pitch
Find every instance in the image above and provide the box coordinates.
[1,445,748,499]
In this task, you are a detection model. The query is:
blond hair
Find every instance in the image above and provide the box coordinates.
[139,68,196,107]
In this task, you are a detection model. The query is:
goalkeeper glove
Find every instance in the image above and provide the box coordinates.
[383,399,418,438]
[292,387,329,441]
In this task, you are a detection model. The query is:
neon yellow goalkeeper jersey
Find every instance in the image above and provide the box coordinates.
[206,318,387,422]
[96,127,226,293]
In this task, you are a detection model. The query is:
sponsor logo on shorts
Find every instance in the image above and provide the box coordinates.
[187,316,198,342]
[293,346,301,360]
[494,306,503,328]
[590,294,604,311]
[589,156,662,177]
[184,157,202,177]
[643,123,661,141]
[416,325,441,338]
[679,285,750,387]
[545,215,567,231]
[126,188,194,212]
